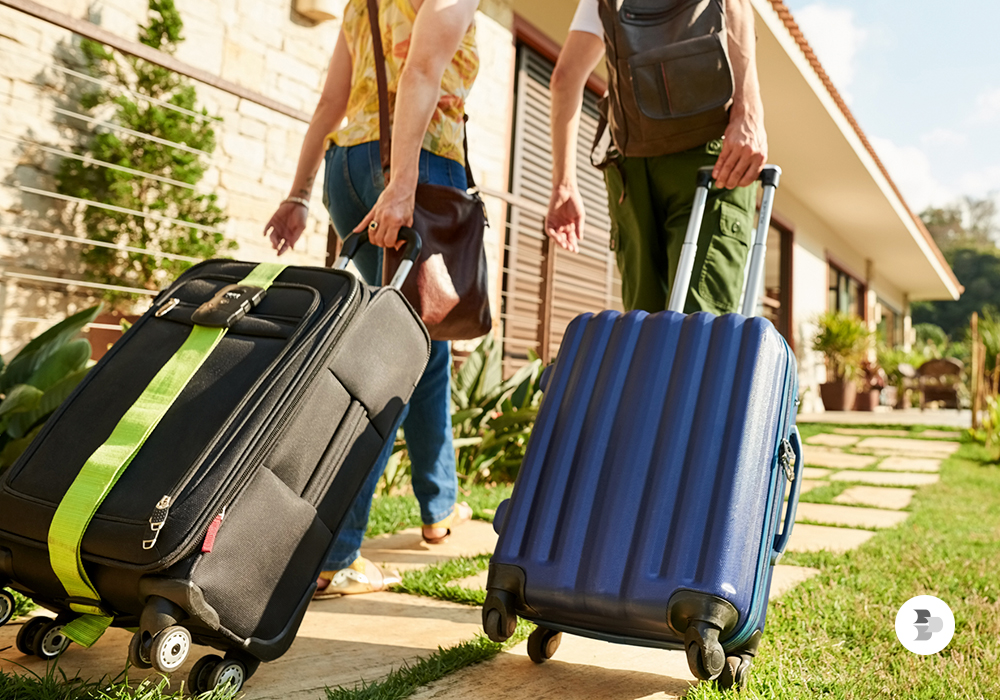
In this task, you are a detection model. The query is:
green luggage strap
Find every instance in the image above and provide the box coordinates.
[48,263,287,647]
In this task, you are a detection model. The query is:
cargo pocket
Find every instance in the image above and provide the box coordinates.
[697,200,752,315]
[628,34,734,120]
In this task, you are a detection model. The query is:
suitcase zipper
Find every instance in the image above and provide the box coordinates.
[150,277,365,565]
[725,340,796,649]
[142,495,172,550]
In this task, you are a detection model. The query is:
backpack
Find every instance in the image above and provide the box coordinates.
[596,0,734,158]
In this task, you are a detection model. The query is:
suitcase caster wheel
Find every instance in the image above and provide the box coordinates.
[716,654,752,691]
[150,625,191,673]
[0,589,14,627]
[15,616,49,655]
[527,627,561,664]
[207,658,247,692]
[33,619,71,660]
[188,654,223,694]
[128,630,153,669]
[684,624,725,680]
[483,590,517,643]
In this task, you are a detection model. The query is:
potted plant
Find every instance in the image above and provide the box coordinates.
[812,311,871,411]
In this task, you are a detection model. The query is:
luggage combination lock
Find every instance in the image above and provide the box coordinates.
[191,284,267,328]
[779,439,796,481]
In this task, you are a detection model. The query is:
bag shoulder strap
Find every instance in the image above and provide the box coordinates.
[364,0,476,188]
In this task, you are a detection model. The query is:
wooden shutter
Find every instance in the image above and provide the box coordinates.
[501,46,623,376]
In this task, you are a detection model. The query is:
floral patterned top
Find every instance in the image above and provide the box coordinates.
[329,0,479,165]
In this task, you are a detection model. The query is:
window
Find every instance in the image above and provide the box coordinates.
[828,263,865,317]
[877,299,902,348]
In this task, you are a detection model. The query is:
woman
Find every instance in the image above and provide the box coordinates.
[264,0,479,595]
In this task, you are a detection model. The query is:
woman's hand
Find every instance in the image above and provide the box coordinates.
[265,201,309,255]
[353,179,416,248]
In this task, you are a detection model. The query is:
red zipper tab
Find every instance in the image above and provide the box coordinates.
[201,508,226,553]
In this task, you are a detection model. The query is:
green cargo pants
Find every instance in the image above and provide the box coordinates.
[604,139,758,315]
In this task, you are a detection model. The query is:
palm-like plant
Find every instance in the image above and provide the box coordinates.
[812,311,872,384]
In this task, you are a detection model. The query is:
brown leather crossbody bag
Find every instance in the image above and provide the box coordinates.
[365,0,492,341]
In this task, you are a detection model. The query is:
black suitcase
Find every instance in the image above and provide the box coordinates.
[0,231,428,692]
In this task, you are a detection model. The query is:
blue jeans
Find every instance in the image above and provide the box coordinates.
[322,141,466,570]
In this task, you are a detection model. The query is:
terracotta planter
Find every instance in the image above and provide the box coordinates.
[820,381,856,411]
[853,389,881,412]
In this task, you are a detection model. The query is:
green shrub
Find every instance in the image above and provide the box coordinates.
[55,0,233,310]
[0,306,100,472]
[812,311,871,384]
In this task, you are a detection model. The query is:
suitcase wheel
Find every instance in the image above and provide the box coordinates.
[0,589,14,627]
[128,630,153,669]
[482,589,518,643]
[526,626,562,664]
[32,619,71,660]
[684,622,726,681]
[149,625,192,673]
[716,653,753,691]
[15,616,49,655]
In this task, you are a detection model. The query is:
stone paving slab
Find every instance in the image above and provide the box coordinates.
[831,470,939,487]
[803,467,833,479]
[805,434,860,447]
[411,631,694,700]
[786,479,824,499]
[854,437,960,457]
[0,593,483,700]
[361,521,498,573]
[834,486,915,510]
[861,449,955,460]
[921,430,963,439]
[795,502,909,529]
[833,428,911,438]
[803,449,878,469]
[769,565,821,599]
[876,457,941,473]
[786,523,876,553]
[798,411,971,428]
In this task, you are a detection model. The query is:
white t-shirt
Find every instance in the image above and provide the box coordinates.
[569,0,603,38]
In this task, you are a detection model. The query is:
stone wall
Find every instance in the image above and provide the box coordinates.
[0,0,518,357]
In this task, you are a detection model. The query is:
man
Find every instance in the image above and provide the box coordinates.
[545,0,768,314]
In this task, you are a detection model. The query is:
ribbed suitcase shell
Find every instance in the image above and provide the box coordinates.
[0,260,429,664]
[490,307,797,650]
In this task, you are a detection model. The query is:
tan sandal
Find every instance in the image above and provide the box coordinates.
[421,501,473,545]
[313,557,401,599]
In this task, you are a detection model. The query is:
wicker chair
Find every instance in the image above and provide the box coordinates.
[917,358,964,410]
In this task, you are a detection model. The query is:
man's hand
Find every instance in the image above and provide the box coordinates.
[712,110,767,190]
[544,183,585,253]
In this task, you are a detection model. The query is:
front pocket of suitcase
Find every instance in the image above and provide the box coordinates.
[300,400,368,506]
[628,34,733,120]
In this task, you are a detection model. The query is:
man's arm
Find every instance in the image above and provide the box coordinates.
[545,30,605,253]
[712,0,767,189]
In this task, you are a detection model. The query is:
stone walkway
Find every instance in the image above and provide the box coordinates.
[0,427,962,699]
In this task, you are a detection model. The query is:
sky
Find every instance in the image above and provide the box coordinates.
[782,0,1000,214]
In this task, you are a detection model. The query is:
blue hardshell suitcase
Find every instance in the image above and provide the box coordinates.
[483,166,804,691]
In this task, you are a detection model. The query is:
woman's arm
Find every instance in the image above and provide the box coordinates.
[356,0,479,248]
[266,29,352,255]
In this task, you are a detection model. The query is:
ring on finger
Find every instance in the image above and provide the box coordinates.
[368,220,379,231]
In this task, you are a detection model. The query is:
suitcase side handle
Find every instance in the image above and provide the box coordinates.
[667,165,782,315]
[333,227,423,290]
[771,424,803,564]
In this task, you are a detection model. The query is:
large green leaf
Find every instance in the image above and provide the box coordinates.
[6,366,90,439]
[453,336,490,407]
[27,338,91,391]
[488,407,538,433]
[474,338,503,404]
[451,407,484,427]
[0,424,42,469]
[0,305,101,392]
[0,384,44,419]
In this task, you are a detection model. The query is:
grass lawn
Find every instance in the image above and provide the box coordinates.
[688,436,1000,700]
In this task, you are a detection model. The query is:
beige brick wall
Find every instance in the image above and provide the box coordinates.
[0,0,517,356]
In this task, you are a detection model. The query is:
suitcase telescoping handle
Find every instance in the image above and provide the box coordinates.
[667,165,782,315]
[771,425,803,563]
[334,227,423,290]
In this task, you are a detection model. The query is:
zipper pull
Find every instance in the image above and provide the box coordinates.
[779,439,796,481]
[143,495,172,550]
[155,297,180,317]
[201,507,227,554]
